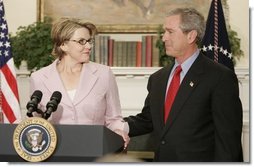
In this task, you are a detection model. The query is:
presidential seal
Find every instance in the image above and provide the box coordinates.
[13,117,57,162]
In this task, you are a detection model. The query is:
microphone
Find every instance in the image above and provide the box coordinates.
[44,91,62,120]
[26,90,43,117]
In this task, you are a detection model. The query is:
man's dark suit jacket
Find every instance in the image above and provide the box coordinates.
[125,54,243,162]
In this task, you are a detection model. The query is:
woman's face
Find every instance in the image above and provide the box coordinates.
[62,27,93,63]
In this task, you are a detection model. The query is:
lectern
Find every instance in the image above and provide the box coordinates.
[0,124,124,162]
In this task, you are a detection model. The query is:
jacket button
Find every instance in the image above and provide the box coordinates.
[161,140,166,145]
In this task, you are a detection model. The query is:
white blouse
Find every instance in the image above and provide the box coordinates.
[67,89,76,101]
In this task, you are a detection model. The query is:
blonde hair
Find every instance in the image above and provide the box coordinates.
[51,18,97,59]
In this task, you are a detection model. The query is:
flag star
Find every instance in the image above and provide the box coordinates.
[220,47,224,52]
[4,41,10,47]
[223,49,228,55]
[4,50,9,56]
[202,45,207,52]
[0,32,4,38]
[228,53,232,59]
[1,23,6,30]
[208,44,213,50]
[4,41,11,48]
[0,41,3,47]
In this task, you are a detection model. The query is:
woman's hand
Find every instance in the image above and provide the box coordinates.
[114,129,130,150]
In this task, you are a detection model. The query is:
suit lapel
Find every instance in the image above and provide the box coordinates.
[73,62,98,105]
[41,61,98,107]
[42,60,73,107]
[162,54,205,135]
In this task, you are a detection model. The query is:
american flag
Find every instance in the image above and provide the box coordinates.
[201,0,234,71]
[0,0,21,123]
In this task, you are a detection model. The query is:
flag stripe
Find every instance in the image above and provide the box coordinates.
[0,90,16,123]
[0,68,21,122]
[1,62,19,100]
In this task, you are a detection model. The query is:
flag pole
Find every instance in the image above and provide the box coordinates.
[213,0,219,62]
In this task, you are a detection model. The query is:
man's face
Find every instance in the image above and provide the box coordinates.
[162,15,189,58]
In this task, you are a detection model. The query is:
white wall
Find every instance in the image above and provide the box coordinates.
[3,0,37,34]
[228,0,249,68]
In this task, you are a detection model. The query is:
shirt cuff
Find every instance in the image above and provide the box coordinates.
[123,121,129,134]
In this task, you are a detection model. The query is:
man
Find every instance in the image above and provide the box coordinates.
[124,8,243,162]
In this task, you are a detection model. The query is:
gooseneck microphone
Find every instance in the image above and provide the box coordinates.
[26,90,43,117]
[43,91,62,120]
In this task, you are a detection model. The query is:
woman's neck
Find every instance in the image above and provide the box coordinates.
[57,57,83,74]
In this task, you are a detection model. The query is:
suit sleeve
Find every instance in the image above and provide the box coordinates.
[104,68,126,132]
[212,69,243,161]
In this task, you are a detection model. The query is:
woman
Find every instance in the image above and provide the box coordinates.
[29,18,129,147]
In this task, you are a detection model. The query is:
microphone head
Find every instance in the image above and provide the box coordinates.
[45,91,62,115]
[31,90,43,103]
[26,90,43,117]
[50,91,62,104]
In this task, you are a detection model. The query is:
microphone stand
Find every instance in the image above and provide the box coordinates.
[26,109,44,118]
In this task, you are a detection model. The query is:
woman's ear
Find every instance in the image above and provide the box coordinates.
[187,30,198,44]
[60,42,68,52]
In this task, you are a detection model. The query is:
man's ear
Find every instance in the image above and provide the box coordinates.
[187,30,198,44]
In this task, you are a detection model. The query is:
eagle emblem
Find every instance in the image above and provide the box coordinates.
[26,128,46,152]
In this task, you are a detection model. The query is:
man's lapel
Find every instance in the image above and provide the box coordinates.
[162,54,206,135]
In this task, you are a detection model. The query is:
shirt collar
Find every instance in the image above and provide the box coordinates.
[173,49,200,75]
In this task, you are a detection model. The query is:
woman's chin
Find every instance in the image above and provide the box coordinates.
[81,56,90,63]
[82,59,89,63]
